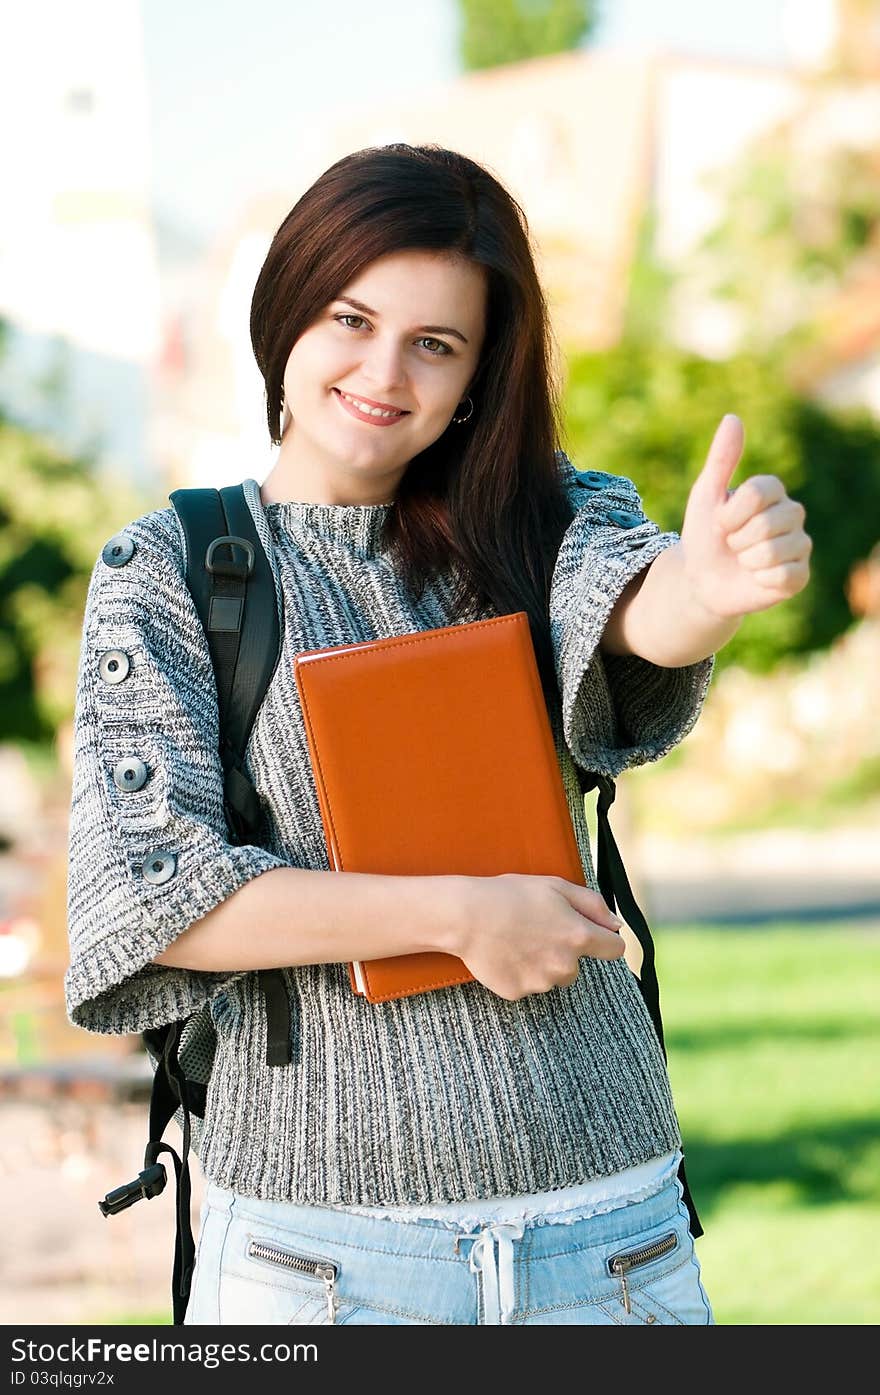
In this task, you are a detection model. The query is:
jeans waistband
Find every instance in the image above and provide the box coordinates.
[204,1168,686,1263]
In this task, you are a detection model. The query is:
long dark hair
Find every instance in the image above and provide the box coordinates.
[250,143,576,719]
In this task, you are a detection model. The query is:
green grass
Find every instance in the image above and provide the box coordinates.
[657,921,880,1324]
[94,922,880,1327]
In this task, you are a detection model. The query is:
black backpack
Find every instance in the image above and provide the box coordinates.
[97,482,702,1326]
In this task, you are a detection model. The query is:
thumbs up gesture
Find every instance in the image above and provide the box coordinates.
[680,415,813,620]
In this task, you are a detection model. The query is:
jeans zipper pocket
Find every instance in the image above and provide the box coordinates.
[247,1239,339,1323]
[607,1231,678,1315]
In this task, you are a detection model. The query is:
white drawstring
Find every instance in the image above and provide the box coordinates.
[457,1221,525,1324]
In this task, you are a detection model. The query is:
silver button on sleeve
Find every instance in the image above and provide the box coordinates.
[102,532,135,567]
[113,757,148,792]
[576,470,606,491]
[607,508,644,528]
[141,851,177,885]
[98,650,131,684]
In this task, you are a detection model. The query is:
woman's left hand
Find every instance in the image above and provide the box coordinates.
[679,414,813,620]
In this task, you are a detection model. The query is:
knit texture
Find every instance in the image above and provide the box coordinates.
[65,452,714,1204]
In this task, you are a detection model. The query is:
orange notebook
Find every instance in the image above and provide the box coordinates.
[291,611,586,1004]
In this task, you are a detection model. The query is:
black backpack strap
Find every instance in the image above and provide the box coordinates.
[144,1023,195,1326]
[169,483,291,1068]
[98,1021,197,1325]
[577,768,704,1240]
[169,484,279,841]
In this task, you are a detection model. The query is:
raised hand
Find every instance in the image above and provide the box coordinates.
[679,414,813,620]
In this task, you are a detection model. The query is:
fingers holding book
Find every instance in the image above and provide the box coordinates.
[449,872,626,1002]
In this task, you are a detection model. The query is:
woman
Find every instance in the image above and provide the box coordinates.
[65,144,811,1325]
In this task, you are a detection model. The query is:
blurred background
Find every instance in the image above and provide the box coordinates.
[1,0,879,1327]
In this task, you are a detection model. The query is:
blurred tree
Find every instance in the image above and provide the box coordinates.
[0,399,150,745]
[458,0,598,70]
[693,133,880,361]
[555,7,880,678]
[681,7,880,367]
[561,330,880,674]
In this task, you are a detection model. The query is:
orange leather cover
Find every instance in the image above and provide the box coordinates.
[291,611,586,1004]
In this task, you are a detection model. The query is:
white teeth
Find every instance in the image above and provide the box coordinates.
[339,391,403,418]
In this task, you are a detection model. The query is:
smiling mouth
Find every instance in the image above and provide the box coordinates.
[333,388,410,419]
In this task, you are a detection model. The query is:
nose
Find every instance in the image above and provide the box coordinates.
[360,334,408,393]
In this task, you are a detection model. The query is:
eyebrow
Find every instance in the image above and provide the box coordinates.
[335,296,469,345]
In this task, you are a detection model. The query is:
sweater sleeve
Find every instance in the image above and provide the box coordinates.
[64,510,287,1036]
[550,452,715,778]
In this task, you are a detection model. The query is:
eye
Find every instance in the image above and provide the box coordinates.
[417,337,453,357]
[333,314,452,356]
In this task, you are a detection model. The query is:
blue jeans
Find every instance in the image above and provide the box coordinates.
[185,1169,714,1326]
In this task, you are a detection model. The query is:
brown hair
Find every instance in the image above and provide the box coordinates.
[250,143,576,716]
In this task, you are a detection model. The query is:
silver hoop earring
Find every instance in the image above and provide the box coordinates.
[451,395,474,425]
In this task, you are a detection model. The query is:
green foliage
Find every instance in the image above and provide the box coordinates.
[696,136,880,354]
[561,336,880,672]
[0,420,151,741]
[458,0,597,71]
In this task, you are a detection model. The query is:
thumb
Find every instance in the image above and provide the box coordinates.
[693,413,745,508]
[558,880,623,932]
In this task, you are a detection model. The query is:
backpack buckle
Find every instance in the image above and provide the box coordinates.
[205,535,255,580]
[98,1162,167,1216]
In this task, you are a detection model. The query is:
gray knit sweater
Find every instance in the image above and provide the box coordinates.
[65,452,714,1204]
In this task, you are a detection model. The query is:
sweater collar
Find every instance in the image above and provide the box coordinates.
[258,493,395,560]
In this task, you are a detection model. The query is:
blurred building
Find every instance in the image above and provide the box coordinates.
[0,0,162,488]
[166,36,880,488]
[2,0,878,494]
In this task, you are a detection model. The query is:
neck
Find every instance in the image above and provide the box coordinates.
[261,461,399,509]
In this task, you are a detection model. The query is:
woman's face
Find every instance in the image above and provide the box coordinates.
[274,248,488,504]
